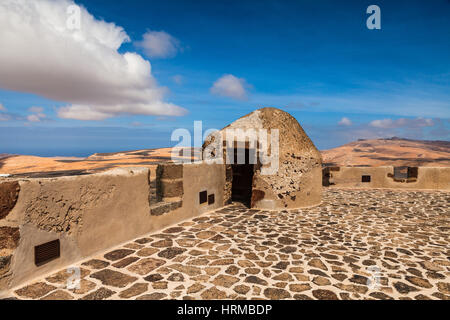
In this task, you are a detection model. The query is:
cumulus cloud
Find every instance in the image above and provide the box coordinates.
[0,0,187,120]
[137,31,181,58]
[370,117,434,129]
[27,114,42,122]
[338,117,352,126]
[27,106,47,122]
[210,74,249,100]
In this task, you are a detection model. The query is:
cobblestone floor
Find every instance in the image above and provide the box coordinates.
[5,189,450,300]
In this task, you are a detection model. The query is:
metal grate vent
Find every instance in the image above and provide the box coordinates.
[208,194,215,205]
[362,175,371,183]
[199,191,207,204]
[35,239,60,266]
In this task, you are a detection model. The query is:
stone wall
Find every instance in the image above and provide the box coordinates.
[323,166,450,190]
[0,163,226,292]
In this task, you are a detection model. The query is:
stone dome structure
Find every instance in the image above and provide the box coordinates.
[203,107,322,209]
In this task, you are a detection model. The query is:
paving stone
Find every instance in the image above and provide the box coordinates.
[41,290,74,300]
[127,258,166,275]
[334,283,368,294]
[136,292,167,300]
[437,282,450,295]
[104,249,134,261]
[204,267,221,276]
[313,276,331,286]
[167,272,185,282]
[90,269,138,288]
[245,276,268,286]
[164,227,184,234]
[263,288,291,299]
[15,282,56,299]
[201,287,227,299]
[312,289,339,300]
[278,237,297,245]
[210,258,234,265]
[45,268,90,284]
[135,237,152,244]
[152,281,168,289]
[112,256,140,268]
[233,285,250,294]
[158,247,186,259]
[211,275,240,288]
[187,283,206,294]
[293,294,313,300]
[369,292,394,300]
[307,258,328,271]
[119,283,149,299]
[81,288,115,300]
[289,284,311,292]
[81,259,110,269]
[136,248,159,257]
[143,274,163,282]
[168,264,202,276]
[349,275,368,285]
[151,239,173,247]
[405,276,432,288]
[70,279,96,295]
[393,282,420,294]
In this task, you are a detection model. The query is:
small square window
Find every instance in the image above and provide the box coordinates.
[199,191,207,204]
[362,175,371,183]
[208,194,215,205]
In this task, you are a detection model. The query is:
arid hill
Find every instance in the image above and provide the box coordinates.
[322,137,450,167]
[0,148,197,177]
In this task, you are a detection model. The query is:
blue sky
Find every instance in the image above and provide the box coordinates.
[0,0,449,156]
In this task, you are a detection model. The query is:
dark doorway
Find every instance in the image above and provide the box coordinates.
[230,147,255,207]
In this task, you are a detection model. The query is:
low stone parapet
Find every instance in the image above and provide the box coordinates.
[323,166,450,190]
[0,163,227,292]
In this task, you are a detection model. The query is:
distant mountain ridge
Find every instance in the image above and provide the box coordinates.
[1,138,449,175]
[322,137,450,167]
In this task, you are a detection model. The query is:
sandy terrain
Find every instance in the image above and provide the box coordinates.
[0,148,197,176]
[322,138,450,167]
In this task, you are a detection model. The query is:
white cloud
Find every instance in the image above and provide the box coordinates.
[369,119,394,128]
[369,117,434,129]
[27,106,47,122]
[210,74,249,100]
[0,103,5,111]
[137,31,181,58]
[338,117,352,126]
[0,0,187,120]
[27,114,41,122]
